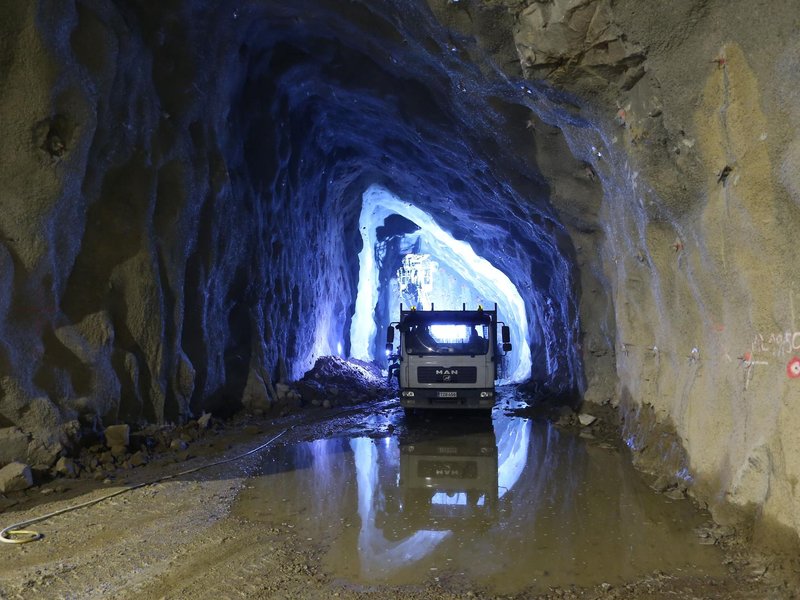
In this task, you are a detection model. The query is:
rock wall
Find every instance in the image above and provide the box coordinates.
[0,0,362,465]
[443,0,800,545]
[1,0,584,469]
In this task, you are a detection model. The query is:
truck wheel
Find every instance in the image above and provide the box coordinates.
[403,407,416,419]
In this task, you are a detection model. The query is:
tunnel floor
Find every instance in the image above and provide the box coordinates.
[233,391,724,595]
[0,392,793,599]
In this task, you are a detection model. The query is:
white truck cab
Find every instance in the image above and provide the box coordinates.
[387,304,511,411]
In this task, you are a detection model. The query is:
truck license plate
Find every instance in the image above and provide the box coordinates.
[437,391,457,398]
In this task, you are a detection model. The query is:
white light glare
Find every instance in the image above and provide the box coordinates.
[350,185,531,382]
[429,324,470,343]
[431,492,467,506]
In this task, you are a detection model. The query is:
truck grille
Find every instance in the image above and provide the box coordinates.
[417,460,478,479]
[417,366,477,384]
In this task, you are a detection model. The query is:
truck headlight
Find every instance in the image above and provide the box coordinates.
[402,391,415,397]
[480,391,494,398]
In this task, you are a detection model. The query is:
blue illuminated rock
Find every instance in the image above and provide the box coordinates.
[0,0,581,438]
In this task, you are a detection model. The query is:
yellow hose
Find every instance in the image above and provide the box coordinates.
[1,427,290,544]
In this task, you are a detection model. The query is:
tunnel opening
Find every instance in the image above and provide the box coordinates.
[349,184,532,383]
[210,0,588,400]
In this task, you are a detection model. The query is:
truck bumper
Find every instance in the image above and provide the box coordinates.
[399,388,495,409]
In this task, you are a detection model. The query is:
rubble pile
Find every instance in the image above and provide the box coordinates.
[295,356,391,409]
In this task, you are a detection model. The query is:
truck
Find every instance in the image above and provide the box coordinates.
[386,303,512,412]
[376,427,499,538]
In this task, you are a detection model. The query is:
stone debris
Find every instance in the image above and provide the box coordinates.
[197,412,212,429]
[295,356,391,409]
[694,523,736,546]
[105,424,130,449]
[54,457,79,478]
[664,487,686,500]
[578,413,598,426]
[275,382,302,408]
[650,473,688,500]
[0,462,34,493]
[169,439,189,451]
[129,451,149,467]
[651,474,672,493]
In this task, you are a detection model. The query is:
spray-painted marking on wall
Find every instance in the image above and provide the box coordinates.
[751,332,800,358]
[788,357,800,379]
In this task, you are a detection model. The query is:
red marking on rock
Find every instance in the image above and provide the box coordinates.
[787,357,800,379]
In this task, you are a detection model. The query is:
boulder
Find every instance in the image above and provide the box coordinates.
[0,427,30,466]
[25,437,63,468]
[0,462,34,493]
[169,439,189,451]
[105,424,130,449]
[54,457,79,478]
[129,450,148,467]
[197,412,212,429]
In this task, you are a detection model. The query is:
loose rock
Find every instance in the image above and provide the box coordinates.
[170,439,189,451]
[0,427,31,466]
[129,451,149,467]
[0,462,34,493]
[197,412,212,429]
[54,456,79,478]
[105,424,130,449]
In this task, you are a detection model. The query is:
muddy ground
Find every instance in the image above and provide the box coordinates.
[1,393,798,599]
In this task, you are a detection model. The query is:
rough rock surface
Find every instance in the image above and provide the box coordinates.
[104,424,129,449]
[296,356,390,407]
[0,0,799,547]
[0,461,34,493]
[0,427,31,467]
[433,0,800,547]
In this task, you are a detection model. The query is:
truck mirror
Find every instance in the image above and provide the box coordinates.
[501,325,510,344]
[503,342,513,353]
[386,326,395,344]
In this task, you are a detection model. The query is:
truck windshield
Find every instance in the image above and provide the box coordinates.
[404,322,490,355]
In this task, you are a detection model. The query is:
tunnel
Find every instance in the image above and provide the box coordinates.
[2,0,800,573]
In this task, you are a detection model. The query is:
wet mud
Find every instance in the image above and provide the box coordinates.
[235,392,725,596]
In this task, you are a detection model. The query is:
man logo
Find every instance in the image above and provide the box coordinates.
[443,374,451,382]
[435,369,458,375]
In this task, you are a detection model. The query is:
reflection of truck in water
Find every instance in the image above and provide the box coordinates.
[387,304,511,411]
[376,425,499,539]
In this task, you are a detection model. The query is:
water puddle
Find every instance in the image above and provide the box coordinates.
[233,409,724,594]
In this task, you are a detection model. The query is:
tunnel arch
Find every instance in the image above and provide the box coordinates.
[350,184,532,383]
[3,0,587,446]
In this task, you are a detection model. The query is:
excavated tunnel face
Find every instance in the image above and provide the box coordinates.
[6,0,588,438]
[226,0,584,395]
